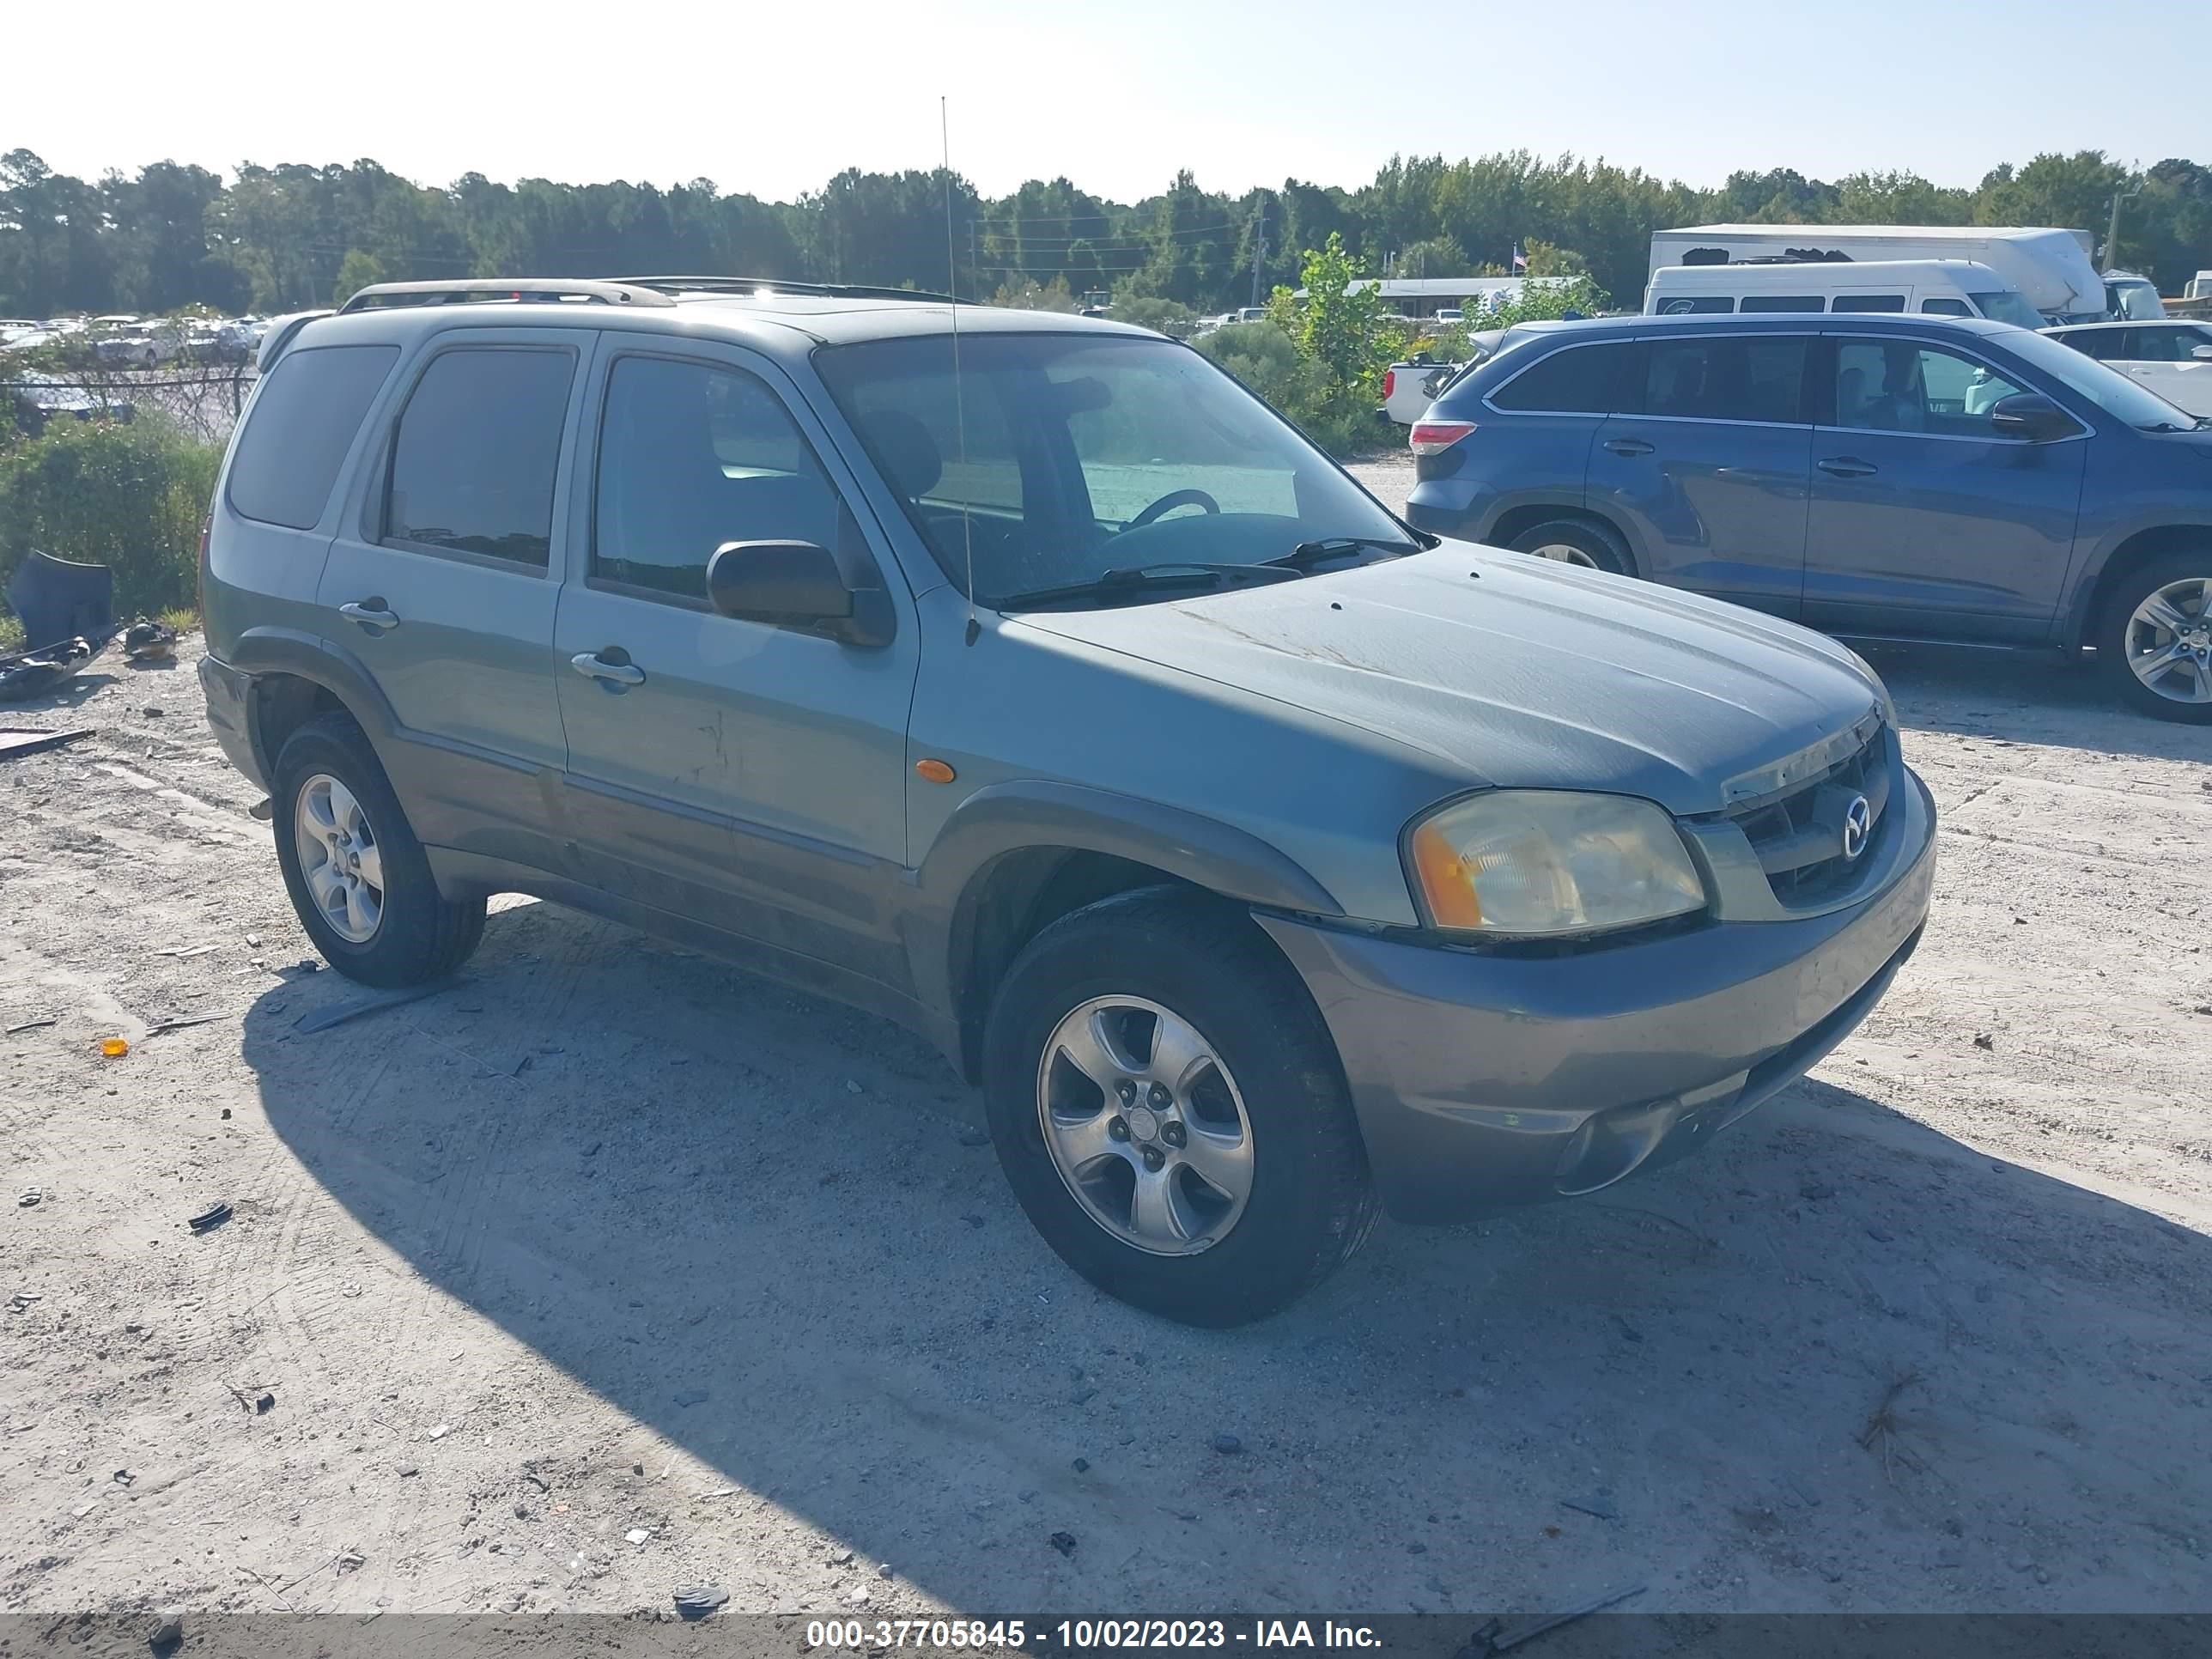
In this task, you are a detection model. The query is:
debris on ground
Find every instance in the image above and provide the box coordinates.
[1973,1032,1996,1050]
[625,1528,653,1546]
[1856,1367,1926,1478]
[16,1188,40,1208]
[6,1293,40,1313]
[1048,1531,1077,1558]
[427,1424,453,1440]
[1799,1179,1837,1201]
[0,636,97,703]
[672,1584,729,1619]
[148,1613,183,1652]
[185,1201,233,1234]
[122,617,179,664]
[672,1388,708,1407]
[1212,1433,1243,1455]
[0,727,92,763]
[1471,1584,1648,1653]
[146,1014,228,1037]
[293,980,454,1035]
[5,1018,58,1036]
[100,1037,130,1059]
[255,1392,276,1414]
[1559,1495,1619,1521]
[112,1468,135,1486]
[956,1127,991,1147]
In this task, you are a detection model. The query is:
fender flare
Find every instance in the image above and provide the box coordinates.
[223,627,403,772]
[905,780,1345,1057]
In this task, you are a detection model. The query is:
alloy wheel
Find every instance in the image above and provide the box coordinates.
[1036,995,1255,1256]
[2124,577,2212,705]
[1528,541,1600,569]
[295,773,385,943]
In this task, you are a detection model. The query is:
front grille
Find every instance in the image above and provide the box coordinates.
[1723,725,1893,905]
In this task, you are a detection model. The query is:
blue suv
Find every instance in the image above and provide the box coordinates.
[1405,313,2212,721]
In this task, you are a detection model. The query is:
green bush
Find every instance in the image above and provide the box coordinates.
[0,419,219,623]
[1195,320,1379,458]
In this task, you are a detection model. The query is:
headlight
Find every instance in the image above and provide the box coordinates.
[1406,791,1708,938]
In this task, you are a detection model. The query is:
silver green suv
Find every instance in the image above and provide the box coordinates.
[200,277,1936,1325]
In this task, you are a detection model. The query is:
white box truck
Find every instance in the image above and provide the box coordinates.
[1648,224,2108,323]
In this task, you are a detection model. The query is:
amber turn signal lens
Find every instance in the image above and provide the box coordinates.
[1409,821,1484,928]
[915,758,957,785]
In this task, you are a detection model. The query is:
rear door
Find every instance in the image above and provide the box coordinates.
[1584,331,1816,617]
[1802,334,2087,641]
[2109,325,2212,417]
[317,328,588,869]
[552,334,920,988]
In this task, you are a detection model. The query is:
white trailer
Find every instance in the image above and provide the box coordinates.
[1648,224,2108,323]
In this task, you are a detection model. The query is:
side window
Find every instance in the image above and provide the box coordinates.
[2057,331,2120,361]
[1487,343,1630,414]
[1832,294,1907,313]
[1741,295,1825,313]
[1657,295,1735,315]
[227,345,398,529]
[1638,337,1808,423]
[2124,329,2189,363]
[1920,297,1972,317]
[1832,342,2033,437]
[593,356,843,602]
[385,349,574,567]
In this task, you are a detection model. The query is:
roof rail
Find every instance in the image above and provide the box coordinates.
[622,275,962,305]
[337,279,677,314]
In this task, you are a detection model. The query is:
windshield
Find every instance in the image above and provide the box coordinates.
[2001,327,2204,429]
[816,332,1409,608]
[1971,290,2045,331]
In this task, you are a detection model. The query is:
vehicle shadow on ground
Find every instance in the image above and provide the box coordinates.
[237,899,2212,1612]
[1864,644,2207,763]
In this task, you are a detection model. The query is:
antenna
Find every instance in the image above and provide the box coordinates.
[941,97,980,647]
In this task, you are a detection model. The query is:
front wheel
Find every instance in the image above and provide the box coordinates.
[2098,553,2212,723]
[981,888,1378,1326]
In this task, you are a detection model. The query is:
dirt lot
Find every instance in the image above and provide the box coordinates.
[3,500,2209,1620]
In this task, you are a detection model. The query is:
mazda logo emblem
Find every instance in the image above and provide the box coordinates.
[1842,794,1873,860]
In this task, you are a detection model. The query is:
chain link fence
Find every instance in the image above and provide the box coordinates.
[3,361,256,447]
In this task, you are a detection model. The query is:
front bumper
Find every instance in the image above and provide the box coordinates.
[198,652,266,792]
[1258,769,1936,1224]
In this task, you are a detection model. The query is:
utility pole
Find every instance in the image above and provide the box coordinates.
[2105,185,2141,270]
[1250,201,1267,309]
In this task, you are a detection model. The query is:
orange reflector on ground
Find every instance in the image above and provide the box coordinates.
[100,1037,130,1058]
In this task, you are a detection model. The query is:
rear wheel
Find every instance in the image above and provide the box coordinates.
[982,888,1378,1327]
[2098,553,2212,723]
[271,713,486,984]
[1508,517,1632,576]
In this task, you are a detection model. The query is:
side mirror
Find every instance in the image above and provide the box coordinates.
[2192,343,2212,362]
[1987,392,2077,443]
[705,540,895,648]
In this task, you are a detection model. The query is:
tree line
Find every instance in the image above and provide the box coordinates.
[3,144,2209,323]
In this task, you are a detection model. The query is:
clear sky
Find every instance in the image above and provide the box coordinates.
[12,0,2208,202]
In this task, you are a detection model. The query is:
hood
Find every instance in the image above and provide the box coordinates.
[1012,546,1887,816]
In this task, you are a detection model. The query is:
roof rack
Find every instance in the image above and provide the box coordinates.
[621,276,962,305]
[337,279,677,314]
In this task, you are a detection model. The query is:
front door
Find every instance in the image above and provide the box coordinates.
[1802,336,2087,641]
[1584,331,1815,617]
[317,329,588,868]
[552,336,921,990]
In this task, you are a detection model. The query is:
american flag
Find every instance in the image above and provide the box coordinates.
[1510,243,1528,274]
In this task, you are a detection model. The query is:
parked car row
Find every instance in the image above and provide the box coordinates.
[3,313,269,365]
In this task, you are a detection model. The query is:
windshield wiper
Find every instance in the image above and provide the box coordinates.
[1264,533,1431,572]
[996,562,1301,610]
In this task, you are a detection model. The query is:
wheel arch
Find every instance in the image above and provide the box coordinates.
[1483,503,1644,576]
[2068,522,2212,648]
[913,782,1343,1082]
[227,628,402,781]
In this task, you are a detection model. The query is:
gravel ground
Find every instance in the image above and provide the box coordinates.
[1,511,2208,1620]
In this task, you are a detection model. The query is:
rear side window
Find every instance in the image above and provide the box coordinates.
[592,356,844,601]
[1487,343,1631,414]
[1656,295,1735,315]
[1638,337,1809,423]
[2053,330,2120,360]
[1741,295,1825,313]
[385,348,574,567]
[1920,298,1972,317]
[226,345,398,529]
[1832,294,1906,313]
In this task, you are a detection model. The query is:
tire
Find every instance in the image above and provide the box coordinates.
[270,712,487,985]
[981,887,1379,1327]
[2096,551,2212,724]
[1508,516,1633,576]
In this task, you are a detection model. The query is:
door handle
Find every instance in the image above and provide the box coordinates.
[1602,437,1655,457]
[570,650,645,688]
[1817,457,1878,478]
[337,599,400,631]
